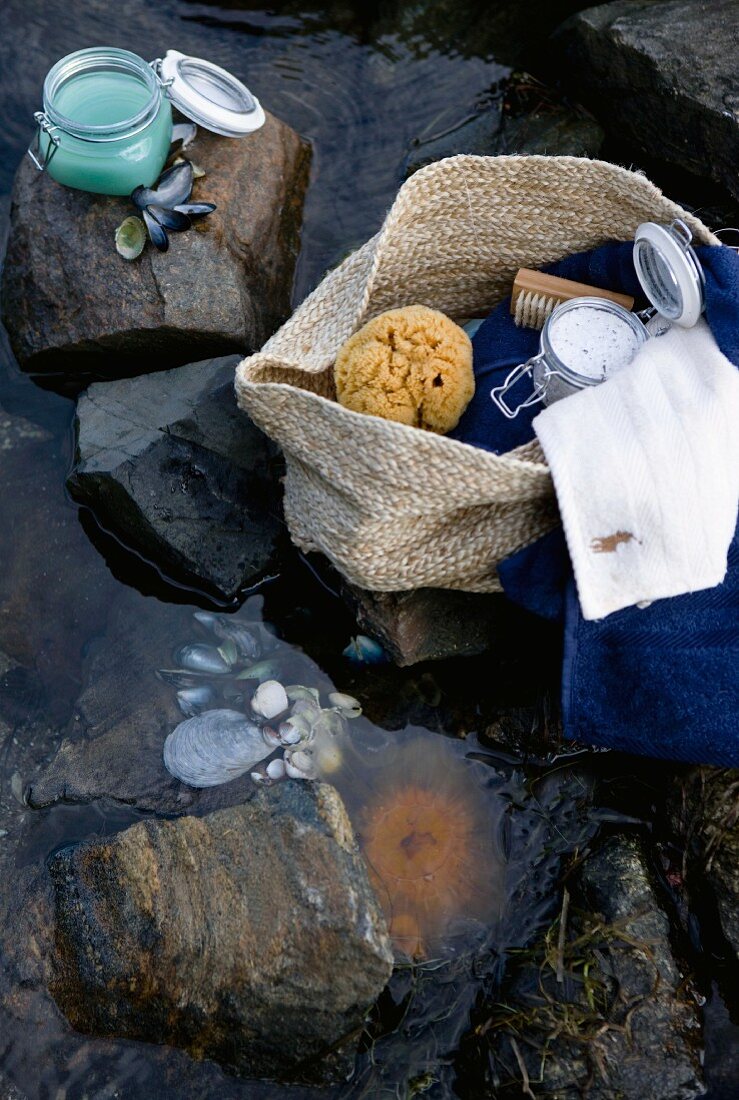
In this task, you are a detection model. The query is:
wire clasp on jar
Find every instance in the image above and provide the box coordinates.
[27,112,61,172]
[149,59,175,91]
[490,353,550,419]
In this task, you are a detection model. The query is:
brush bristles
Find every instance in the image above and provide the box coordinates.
[513,291,566,330]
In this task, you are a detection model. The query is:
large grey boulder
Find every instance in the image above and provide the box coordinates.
[553,0,739,201]
[486,834,704,1099]
[68,355,283,602]
[1,116,309,387]
[47,783,393,1082]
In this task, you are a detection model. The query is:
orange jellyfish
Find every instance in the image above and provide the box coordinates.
[325,731,506,960]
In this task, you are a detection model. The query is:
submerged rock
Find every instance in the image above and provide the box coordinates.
[26,593,224,816]
[485,834,704,1098]
[1,116,310,388]
[46,783,392,1083]
[342,583,500,666]
[68,356,283,601]
[553,0,739,201]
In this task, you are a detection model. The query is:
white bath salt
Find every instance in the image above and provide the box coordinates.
[548,305,641,381]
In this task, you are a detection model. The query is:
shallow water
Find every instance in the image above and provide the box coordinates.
[0,1,737,1097]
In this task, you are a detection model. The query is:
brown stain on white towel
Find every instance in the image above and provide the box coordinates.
[590,531,640,554]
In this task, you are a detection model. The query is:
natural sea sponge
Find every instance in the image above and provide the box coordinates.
[334,305,474,433]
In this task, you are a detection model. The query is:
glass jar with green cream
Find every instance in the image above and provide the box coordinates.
[29,47,265,196]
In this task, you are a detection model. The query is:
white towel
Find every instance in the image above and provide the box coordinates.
[533,320,739,620]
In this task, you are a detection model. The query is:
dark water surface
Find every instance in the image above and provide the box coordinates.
[0,2,737,1097]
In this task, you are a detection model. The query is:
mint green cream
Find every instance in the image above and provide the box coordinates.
[37,48,172,195]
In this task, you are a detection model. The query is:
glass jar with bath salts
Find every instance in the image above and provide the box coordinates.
[491,219,707,418]
[491,298,648,418]
[28,47,265,196]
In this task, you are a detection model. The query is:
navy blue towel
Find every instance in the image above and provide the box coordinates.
[561,521,739,765]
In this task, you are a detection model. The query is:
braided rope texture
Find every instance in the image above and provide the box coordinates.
[235,155,716,593]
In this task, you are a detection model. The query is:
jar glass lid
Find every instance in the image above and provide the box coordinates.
[633,220,705,328]
[158,50,265,138]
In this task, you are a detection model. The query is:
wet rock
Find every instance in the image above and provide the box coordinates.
[1,116,310,388]
[26,592,255,816]
[68,356,283,601]
[485,834,704,1099]
[553,0,739,201]
[406,74,603,174]
[482,691,574,761]
[668,767,739,962]
[342,583,500,666]
[0,405,117,724]
[389,1,599,65]
[0,1073,25,1100]
[46,783,392,1082]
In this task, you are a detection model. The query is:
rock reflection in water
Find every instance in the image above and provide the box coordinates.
[318,727,506,960]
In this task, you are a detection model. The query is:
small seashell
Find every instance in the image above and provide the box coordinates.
[147,204,191,232]
[277,721,303,746]
[284,748,317,780]
[175,644,232,675]
[261,725,281,747]
[157,668,210,688]
[176,685,217,716]
[115,216,146,260]
[290,698,322,721]
[141,161,194,209]
[172,121,197,149]
[190,161,206,179]
[194,611,261,660]
[281,712,315,741]
[236,659,282,682]
[193,610,219,630]
[285,685,321,705]
[142,207,169,252]
[215,621,261,660]
[328,692,362,718]
[266,758,286,780]
[174,201,215,219]
[217,639,239,667]
[343,634,387,664]
[251,680,288,721]
[164,709,273,787]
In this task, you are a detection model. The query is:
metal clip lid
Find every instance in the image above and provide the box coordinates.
[156,50,265,138]
[633,219,705,328]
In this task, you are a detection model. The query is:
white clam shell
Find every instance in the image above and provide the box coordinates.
[164,708,272,788]
[277,721,303,746]
[284,748,317,780]
[251,680,288,720]
[266,757,287,780]
[327,692,362,718]
[285,685,321,705]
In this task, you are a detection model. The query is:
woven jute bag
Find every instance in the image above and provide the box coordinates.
[235,155,717,593]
